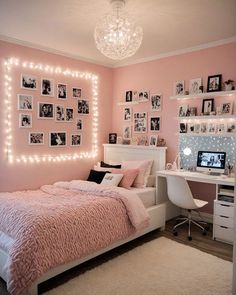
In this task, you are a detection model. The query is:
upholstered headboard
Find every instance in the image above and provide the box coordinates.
[103,144,167,174]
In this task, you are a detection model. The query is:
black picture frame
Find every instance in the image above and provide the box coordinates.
[202,98,214,114]
[109,133,117,144]
[125,91,132,102]
[207,74,222,92]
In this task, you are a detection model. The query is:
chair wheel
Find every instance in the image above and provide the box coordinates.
[204,226,210,231]
[202,230,207,236]
[188,236,192,241]
[173,231,178,236]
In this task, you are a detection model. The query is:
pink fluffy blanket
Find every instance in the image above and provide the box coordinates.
[0,181,149,295]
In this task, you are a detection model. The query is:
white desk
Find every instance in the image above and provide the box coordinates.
[156,170,235,244]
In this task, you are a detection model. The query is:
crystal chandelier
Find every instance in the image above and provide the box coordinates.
[94,0,143,60]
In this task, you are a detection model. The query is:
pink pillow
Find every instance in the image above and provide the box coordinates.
[121,160,153,188]
[111,168,139,189]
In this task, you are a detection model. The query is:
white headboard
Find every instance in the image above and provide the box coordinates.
[103,144,167,174]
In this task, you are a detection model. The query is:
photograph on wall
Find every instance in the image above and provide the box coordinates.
[76,118,83,130]
[57,83,67,99]
[216,123,225,133]
[38,102,54,119]
[220,102,232,114]
[109,133,117,144]
[188,123,195,133]
[17,94,33,110]
[149,135,157,146]
[29,132,44,145]
[150,94,162,111]
[207,123,216,133]
[133,112,147,133]
[78,99,89,114]
[179,123,187,133]
[19,113,32,128]
[178,104,189,117]
[207,74,222,92]
[132,91,138,101]
[200,122,207,133]
[149,116,160,132]
[174,80,184,96]
[125,90,133,102]
[123,125,132,139]
[194,123,200,134]
[202,98,214,115]
[138,91,149,101]
[123,107,132,121]
[55,105,65,121]
[227,123,236,132]
[73,87,82,98]
[21,74,37,90]
[41,78,54,96]
[189,78,202,95]
[49,132,66,147]
[71,134,81,146]
[189,107,197,116]
[66,108,74,121]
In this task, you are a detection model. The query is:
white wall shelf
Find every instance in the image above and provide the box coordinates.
[177,114,236,121]
[117,99,149,106]
[178,133,236,137]
[170,90,236,100]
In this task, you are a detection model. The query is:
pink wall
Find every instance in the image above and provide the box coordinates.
[112,42,236,213]
[0,40,113,192]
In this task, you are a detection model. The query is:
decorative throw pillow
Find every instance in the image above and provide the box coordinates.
[87,169,110,184]
[100,161,122,169]
[121,160,153,188]
[111,168,139,189]
[100,173,123,187]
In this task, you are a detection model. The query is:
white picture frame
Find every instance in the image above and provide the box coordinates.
[138,91,149,102]
[17,94,33,110]
[207,123,216,133]
[216,123,225,133]
[150,94,162,111]
[38,102,54,119]
[174,80,184,96]
[76,118,83,130]
[149,116,161,132]
[29,132,44,145]
[55,105,65,122]
[78,99,89,114]
[220,102,233,114]
[41,78,54,96]
[21,74,37,90]
[57,83,67,100]
[200,122,207,133]
[133,112,147,133]
[71,134,82,146]
[123,107,132,121]
[123,125,132,139]
[178,105,189,117]
[19,113,32,128]
[189,78,202,95]
[149,135,157,146]
[66,108,74,121]
[72,87,82,98]
[49,132,67,147]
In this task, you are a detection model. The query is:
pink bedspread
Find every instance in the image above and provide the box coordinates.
[0,181,149,295]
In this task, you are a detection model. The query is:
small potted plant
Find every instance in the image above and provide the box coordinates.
[224,79,234,91]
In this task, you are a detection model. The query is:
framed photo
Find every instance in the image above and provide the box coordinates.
[179,123,187,133]
[29,132,44,145]
[200,122,207,133]
[216,123,225,133]
[133,112,147,133]
[150,116,160,132]
[55,105,65,122]
[220,102,233,114]
[150,94,162,111]
[19,114,32,128]
[57,83,67,99]
[49,132,66,147]
[71,134,81,146]
[66,108,74,121]
[73,87,82,98]
[207,74,222,92]
[132,91,138,101]
[149,135,157,146]
[123,125,132,139]
[125,91,133,102]
[21,74,37,90]
[38,102,54,119]
[189,107,197,116]
[178,105,189,117]
[17,94,33,110]
[137,135,148,146]
[189,78,202,95]
[207,123,216,133]
[202,99,214,115]
[123,107,132,121]
[109,133,117,144]
[78,99,89,114]
[194,123,200,134]
[188,124,195,133]
[76,118,83,130]
[41,78,54,96]
[227,123,236,133]
[174,80,184,96]
[138,91,149,101]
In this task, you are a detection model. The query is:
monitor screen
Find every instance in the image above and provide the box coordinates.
[196,151,226,173]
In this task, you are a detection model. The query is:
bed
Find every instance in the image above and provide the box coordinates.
[0,144,167,295]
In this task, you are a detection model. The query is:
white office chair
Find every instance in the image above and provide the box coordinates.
[166,175,208,241]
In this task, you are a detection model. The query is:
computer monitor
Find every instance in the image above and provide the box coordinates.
[196,151,226,174]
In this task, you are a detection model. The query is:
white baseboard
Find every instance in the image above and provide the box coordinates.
[181,209,213,224]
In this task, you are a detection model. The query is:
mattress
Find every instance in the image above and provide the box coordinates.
[130,187,156,208]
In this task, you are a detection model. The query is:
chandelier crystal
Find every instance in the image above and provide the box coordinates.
[94,0,143,60]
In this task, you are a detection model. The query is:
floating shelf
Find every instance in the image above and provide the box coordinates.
[170,90,236,100]
[178,133,236,137]
[177,114,236,120]
[117,99,149,106]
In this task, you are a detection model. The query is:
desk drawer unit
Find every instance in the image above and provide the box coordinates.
[213,201,234,244]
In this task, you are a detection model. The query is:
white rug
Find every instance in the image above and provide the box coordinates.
[44,237,232,295]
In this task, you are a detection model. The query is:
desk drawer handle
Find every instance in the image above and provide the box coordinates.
[219,215,229,218]
[220,204,230,207]
[220,226,228,229]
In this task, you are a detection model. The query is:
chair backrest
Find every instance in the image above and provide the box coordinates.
[166,175,197,209]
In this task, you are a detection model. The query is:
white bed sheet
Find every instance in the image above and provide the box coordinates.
[130,187,156,208]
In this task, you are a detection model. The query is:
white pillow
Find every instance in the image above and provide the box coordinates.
[100,173,123,187]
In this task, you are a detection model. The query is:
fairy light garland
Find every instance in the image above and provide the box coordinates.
[3,57,99,164]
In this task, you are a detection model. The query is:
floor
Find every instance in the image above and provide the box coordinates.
[0,218,233,295]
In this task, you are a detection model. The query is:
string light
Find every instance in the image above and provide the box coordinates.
[3,57,99,164]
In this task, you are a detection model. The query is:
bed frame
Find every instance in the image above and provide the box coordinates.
[0,144,168,295]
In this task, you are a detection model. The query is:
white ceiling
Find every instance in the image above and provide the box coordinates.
[0,0,236,68]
